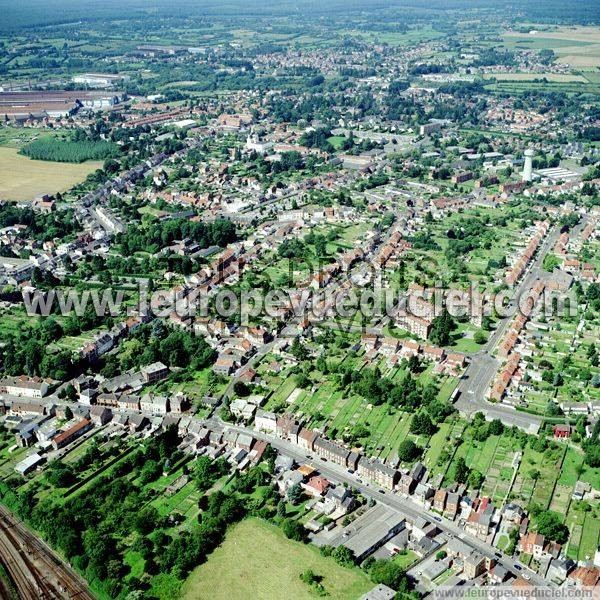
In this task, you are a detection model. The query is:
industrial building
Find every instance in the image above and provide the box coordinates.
[535,166,581,184]
[0,90,125,122]
[72,73,129,88]
[336,505,406,562]
[14,453,45,475]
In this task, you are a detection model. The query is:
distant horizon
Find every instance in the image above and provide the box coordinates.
[1,0,599,32]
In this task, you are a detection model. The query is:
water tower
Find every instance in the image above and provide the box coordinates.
[522,148,534,182]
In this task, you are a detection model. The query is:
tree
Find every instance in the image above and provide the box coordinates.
[316,356,328,374]
[428,309,457,346]
[397,439,420,462]
[369,559,410,591]
[454,457,470,484]
[290,337,309,360]
[436,550,448,561]
[287,483,304,504]
[507,526,519,555]
[194,456,229,492]
[60,384,77,402]
[282,519,306,542]
[133,506,159,535]
[535,511,569,544]
[407,354,420,373]
[299,569,323,586]
[233,381,250,397]
[45,462,75,487]
[295,373,310,389]
[474,331,487,345]
[488,419,504,436]
[332,545,355,567]
[410,411,436,436]
[139,460,162,485]
[467,470,484,489]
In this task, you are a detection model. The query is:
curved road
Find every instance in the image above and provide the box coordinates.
[453,225,562,432]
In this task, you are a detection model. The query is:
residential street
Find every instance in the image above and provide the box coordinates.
[212,420,550,587]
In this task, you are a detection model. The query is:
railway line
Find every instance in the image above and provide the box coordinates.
[0,506,95,600]
[0,570,17,600]
[0,521,44,599]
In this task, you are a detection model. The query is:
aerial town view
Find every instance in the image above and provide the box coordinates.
[0,0,599,598]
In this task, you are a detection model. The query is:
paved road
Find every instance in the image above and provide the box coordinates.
[452,225,562,432]
[215,421,548,586]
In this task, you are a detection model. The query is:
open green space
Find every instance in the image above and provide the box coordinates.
[180,518,372,600]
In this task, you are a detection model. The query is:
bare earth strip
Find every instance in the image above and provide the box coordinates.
[0,147,102,201]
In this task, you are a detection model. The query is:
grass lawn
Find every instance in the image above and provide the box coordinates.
[393,550,418,570]
[577,512,600,561]
[327,136,346,150]
[180,518,372,600]
[0,147,102,201]
[558,447,583,488]
[496,535,509,551]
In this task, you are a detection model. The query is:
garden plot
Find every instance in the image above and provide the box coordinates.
[548,484,571,514]
[578,514,600,561]
[479,442,517,503]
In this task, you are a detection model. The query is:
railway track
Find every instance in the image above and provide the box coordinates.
[0,506,95,600]
[0,568,18,600]
[0,523,43,599]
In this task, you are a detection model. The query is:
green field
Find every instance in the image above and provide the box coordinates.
[180,518,372,600]
[482,72,587,83]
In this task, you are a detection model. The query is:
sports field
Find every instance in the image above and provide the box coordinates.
[180,518,372,600]
[0,147,101,201]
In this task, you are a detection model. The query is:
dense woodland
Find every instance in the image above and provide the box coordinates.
[117,218,237,255]
[0,204,79,243]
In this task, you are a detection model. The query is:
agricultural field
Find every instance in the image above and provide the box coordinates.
[180,518,372,600]
[503,26,600,68]
[0,147,102,201]
[484,80,600,95]
[347,25,446,47]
